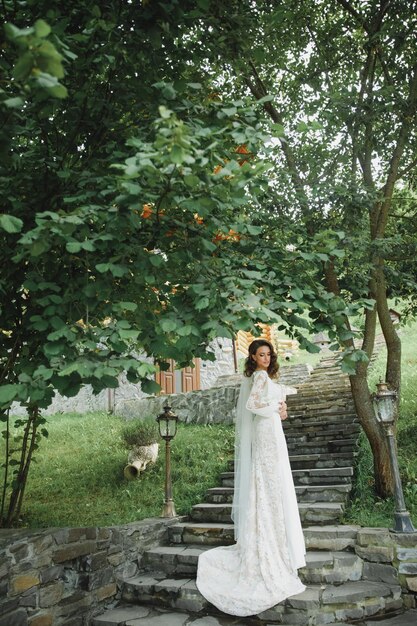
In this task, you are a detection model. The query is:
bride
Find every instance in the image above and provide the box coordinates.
[196,339,306,617]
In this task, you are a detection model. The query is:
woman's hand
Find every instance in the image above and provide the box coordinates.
[279,401,288,421]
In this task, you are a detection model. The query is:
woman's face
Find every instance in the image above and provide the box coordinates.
[252,345,271,371]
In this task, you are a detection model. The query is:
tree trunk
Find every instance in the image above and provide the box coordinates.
[5,406,39,527]
[375,264,401,394]
[349,366,394,496]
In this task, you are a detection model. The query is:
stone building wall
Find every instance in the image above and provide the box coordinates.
[9,340,236,418]
[0,518,182,626]
[115,364,312,425]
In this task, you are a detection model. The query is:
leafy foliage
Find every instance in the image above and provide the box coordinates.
[0,1,354,525]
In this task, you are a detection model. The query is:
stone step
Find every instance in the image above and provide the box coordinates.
[287,439,357,455]
[283,416,359,429]
[286,420,358,433]
[168,523,361,551]
[284,428,360,443]
[120,575,402,623]
[91,604,318,625]
[292,466,353,486]
[222,466,354,487]
[143,545,364,583]
[220,466,353,487]
[205,483,350,504]
[169,522,235,547]
[190,501,344,525]
[286,409,357,421]
[93,604,417,626]
[289,451,356,469]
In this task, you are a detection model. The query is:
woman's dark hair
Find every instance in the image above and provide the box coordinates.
[243,339,279,379]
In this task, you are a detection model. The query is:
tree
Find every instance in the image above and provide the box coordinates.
[182,0,417,496]
[0,2,357,525]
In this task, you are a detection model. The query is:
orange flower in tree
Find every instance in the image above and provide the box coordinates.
[194,213,204,225]
[227,229,241,242]
[234,144,252,167]
[212,229,242,243]
[141,203,153,219]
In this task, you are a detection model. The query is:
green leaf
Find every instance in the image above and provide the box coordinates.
[271,123,285,136]
[158,105,172,119]
[4,23,34,39]
[47,84,68,99]
[201,239,217,253]
[81,240,96,252]
[137,362,156,377]
[13,52,33,80]
[184,174,201,188]
[222,106,237,116]
[149,255,164,267]
[0,384,24,405]
[196,296,210,310]
[341,359,356,375]
[141,379,161,395]
[66,241,83,253]
[256,94,274,104]
[160,319,177,332]
[119,329,139,340]
[170,144,184,164]
[246,225,262,235]
[0,214,23,233]
[331,249,345,258]
[96,263,126,276]
[34,19,51,38]
[177,325,194,336]
[290,287,303,301]
[3,97,24,109]
[114,301,138,312]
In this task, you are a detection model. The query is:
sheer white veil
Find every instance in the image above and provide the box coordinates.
[231,374,254,542]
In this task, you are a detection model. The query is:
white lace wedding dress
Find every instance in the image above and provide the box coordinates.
[196,370,306,616]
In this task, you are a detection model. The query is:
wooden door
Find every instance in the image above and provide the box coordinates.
[155,359,176,395]
[181,358,201,392]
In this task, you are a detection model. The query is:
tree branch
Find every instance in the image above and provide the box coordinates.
[336,0,368,31]
[376,64,417,237]
[244,62,311,224]
[397,154,417,181]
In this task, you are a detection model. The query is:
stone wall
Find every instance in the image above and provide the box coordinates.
[355,527,417,609]
[2,522,416,625]
[0,517,182,626]
[116,364,313,425]
[9,340,236,418]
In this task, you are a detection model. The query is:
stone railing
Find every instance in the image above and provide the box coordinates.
[0,517,183,626]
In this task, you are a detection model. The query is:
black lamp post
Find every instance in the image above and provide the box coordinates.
[372,381,416,533]
[156,404,179,518]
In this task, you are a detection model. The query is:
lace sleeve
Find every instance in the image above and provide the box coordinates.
[246,371,276,418]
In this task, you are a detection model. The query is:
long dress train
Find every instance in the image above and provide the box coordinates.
[196,369,306,617]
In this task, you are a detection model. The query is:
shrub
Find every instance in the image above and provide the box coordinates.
[121,418,159,447]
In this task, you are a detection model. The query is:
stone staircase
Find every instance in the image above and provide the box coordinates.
[93,354,404,625]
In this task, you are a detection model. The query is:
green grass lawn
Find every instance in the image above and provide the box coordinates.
[342,320,417,527]
[11,415,234,528]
